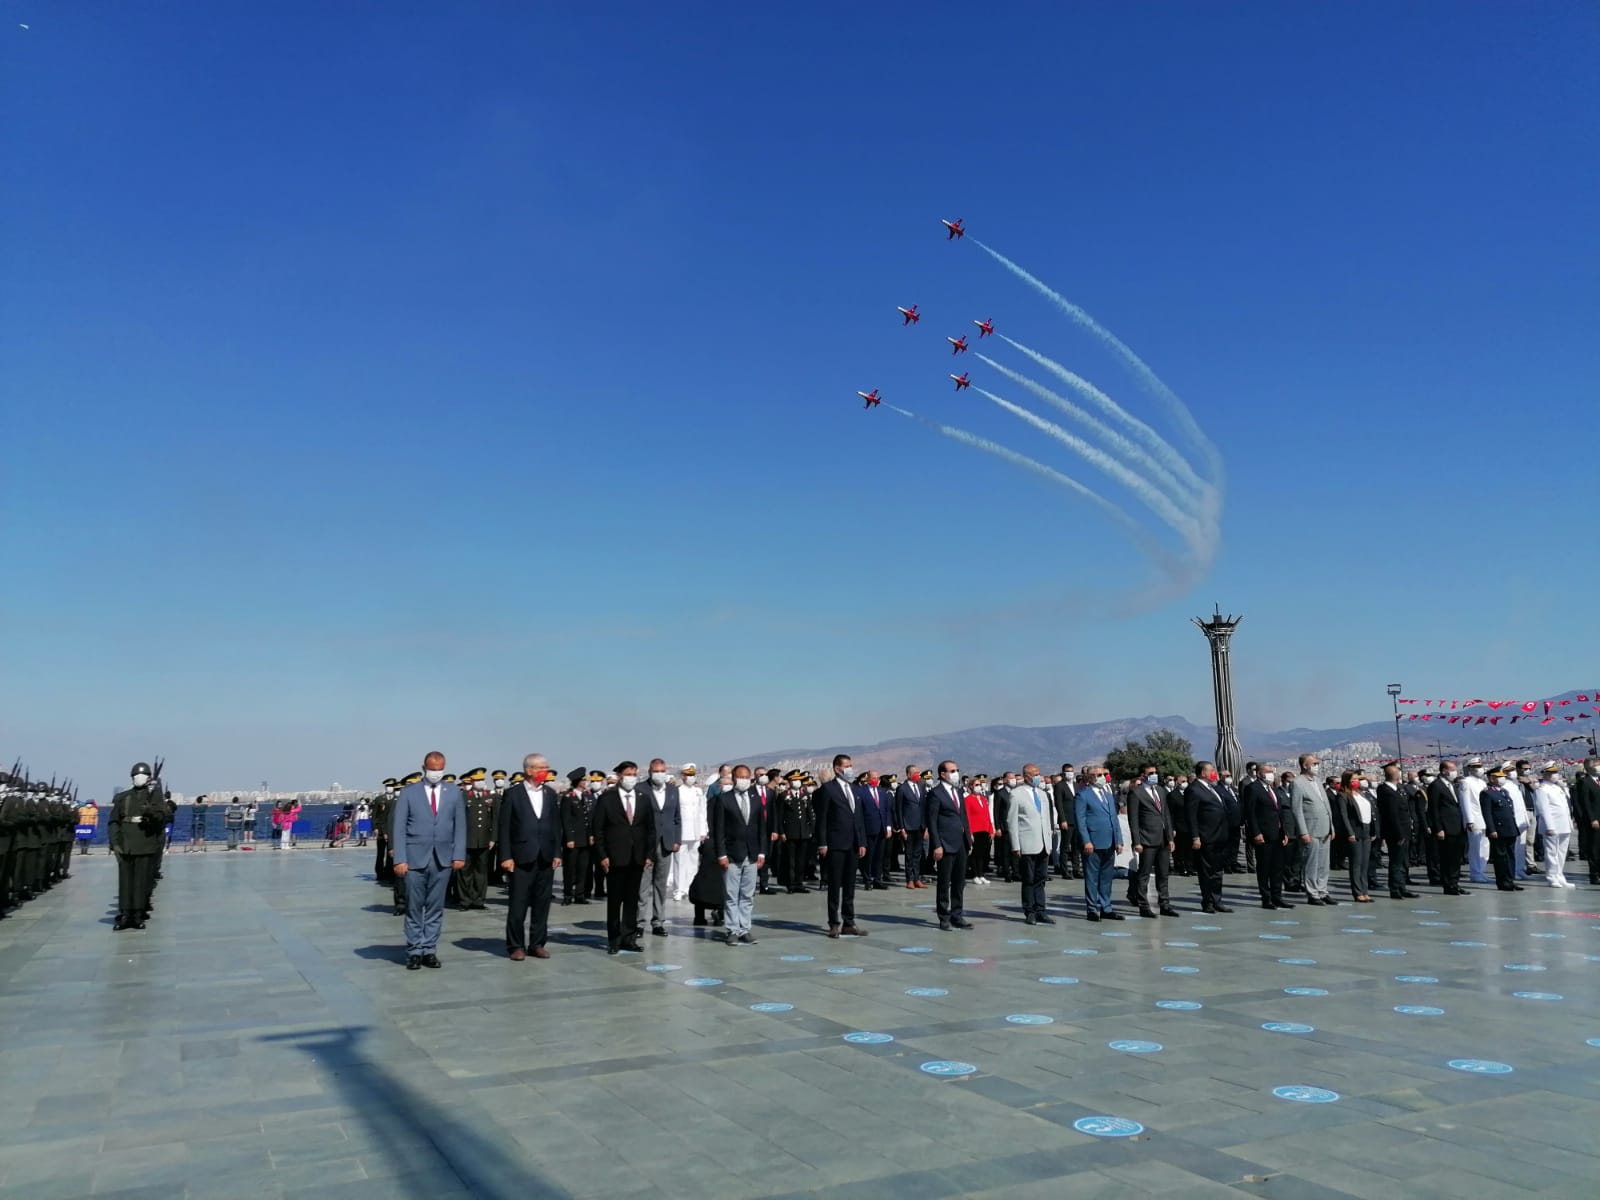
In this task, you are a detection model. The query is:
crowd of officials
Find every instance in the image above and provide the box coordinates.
[358,752,1600,969]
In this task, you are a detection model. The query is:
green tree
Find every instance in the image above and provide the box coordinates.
[1103,729,1196,782]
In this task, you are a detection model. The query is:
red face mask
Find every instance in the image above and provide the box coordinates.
[1208,771,1219,783]
[532,769,549,786]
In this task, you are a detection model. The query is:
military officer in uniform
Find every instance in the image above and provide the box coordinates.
[110,763,168,930]
[560,768,595,905]
[779,770,815,893]
[1482,766,1525,892]
[487,770,510,889]
[373,779,397,882]
[390,772,421,914]
[455,768,497,910]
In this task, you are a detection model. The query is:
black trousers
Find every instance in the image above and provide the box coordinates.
[1254,838,1285,903]
[1196,840,1227,908]
[934,845,968,922]
[1421,829,1441,883]
[506,859,554,951]
[1386,837,1411,896]
[1135,844,1173,909]
[903,829,926,882]
[824,847,857,927]
[992,830,1013,880]
[374,835,391,881]
[1018,850,1049,916]
[1583,825,1600,882]
[1439,832,1465,890]
[605,862,643,945]
[970,832,992,878]
[782,838,812,889]
[117,853,155,918]
[458,846,492,907]
[562,845,591,901]
[1488,837,1514,888]
[861,832,885,884]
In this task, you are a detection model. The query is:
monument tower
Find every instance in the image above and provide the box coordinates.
[1193,607,1244,777]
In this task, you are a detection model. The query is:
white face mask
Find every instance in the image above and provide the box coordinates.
[734,777,751,792]
[838,767,856,782]
[131,773,151,787]
[423,769,445,785]
[588,780,603,793]
[619,775,638,791]
[945,773,961,789]
[649,771,668,786]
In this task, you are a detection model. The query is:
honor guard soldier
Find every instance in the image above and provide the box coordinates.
[455,769,496,910]
[559,768,594,905]
[110,763,168,930]
[390,772,422,913]
[373,779,398,882]
[0,781,17,914]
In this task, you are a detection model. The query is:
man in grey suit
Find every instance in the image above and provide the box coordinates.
[638,758,682,937]
[1290,752,1338,906]
[1006,763,1056,925]
[392,751,467,969]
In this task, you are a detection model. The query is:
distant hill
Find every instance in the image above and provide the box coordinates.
[739,690,1599,774]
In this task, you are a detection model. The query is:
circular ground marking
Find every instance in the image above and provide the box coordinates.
[1349,914,1376,920]
[1395,975,1439,983]
[1341,928,1374,935]
[1395,1005,1445,1016]
[1162,965,1200,974]
[1260,934,1292,941]
[949,957,985,965]
[1192,924,1222,931]
[1586,1038,1600,1049]
[1284,987,1329,996]
[826,966,863,975]
[1512,991,1564,1001]
[1531,933,1566,940]
[842,1031,893,1044]
[1273,1085,1340,1103]
[1450,941,1488,948]
[1370,948,1407,956]
[1449,1059,1513,1074]
[1585,956,1600,963]
[920,1060,977,1077]
[1109,1039,1163,1053]
[1156,1000,1203,1010]
[1262,1022,1315,1034]
[1102,931,1133,938]
[750,1002,793,1013]
[1270,920,1300,926]
[898,946,933,954]
[1038,976,1080,986]
[1006,1013,1054,1025]
[780,954,814,962]
[645,963,682,972]
[1419,921,1451,927]
[1487,916,1519,922]
[905,986,947,997]
[1074,1116,1145,1137]
[1007,938,1039,945]
[1166,940,1200,948]
[1278,957,1318,965]
[1414,909,1440,914]
[1063,948,1099,956]
[684,977,723,987]
[1504,963,1547,972]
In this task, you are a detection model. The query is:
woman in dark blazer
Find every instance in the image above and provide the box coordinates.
[1331,770,1374,902]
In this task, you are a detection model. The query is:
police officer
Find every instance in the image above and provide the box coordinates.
[456,768,496,910]
[110,763,168,929]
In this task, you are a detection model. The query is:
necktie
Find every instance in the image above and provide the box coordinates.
[1152,785,1162,811]
[429,787,438,815]
[1032,787,1043,814]
[738,791,748,823]
[624,792,633,824]
[847,783,854,812]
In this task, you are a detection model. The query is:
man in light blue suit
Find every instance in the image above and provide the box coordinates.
[1073,765,1125,921]
[392,751,467,970]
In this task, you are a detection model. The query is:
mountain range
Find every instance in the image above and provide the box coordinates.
[740,691,1600,774]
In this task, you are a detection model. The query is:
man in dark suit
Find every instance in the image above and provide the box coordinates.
[710,764,767,944]
[588,761,656,955]
[926,760,973,931]
[1426,762,1469,896]
[1128,763,1178,917]
[1573,757,1600,885]
[1052,764,1078,878]
[638,759,682,937]
[1243,761,1293,910]
[855,769,891,890]
[893,768,929,888]
[815,754,868,937]
[1184,761,1234,914]
[498,754,562,960]
[1376,762,1420,899]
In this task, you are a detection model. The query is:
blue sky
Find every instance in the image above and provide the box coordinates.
[4,2,1596,793]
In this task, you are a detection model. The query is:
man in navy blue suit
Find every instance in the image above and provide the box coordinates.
[392,751,468,969]
[816,754,868,937]
[855,768,892,890]
[1073,765,1124,921]
[498,753,562,960]
[927,760,973,931]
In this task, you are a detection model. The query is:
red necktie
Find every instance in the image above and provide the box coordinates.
[429,787,438,815]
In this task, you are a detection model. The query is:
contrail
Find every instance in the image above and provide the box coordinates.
[976,351,1207,510]
[971,388,1210,560]
[886,404,1188,581]
[990,338,1212,506]
[974,239,1223,482]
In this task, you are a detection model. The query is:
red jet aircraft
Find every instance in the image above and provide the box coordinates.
[973,318,994,338]
[942,218,965,240]
[950,373,970,391]
[897,305,920,326]
[946,335,968,355]
[857,389,881,410]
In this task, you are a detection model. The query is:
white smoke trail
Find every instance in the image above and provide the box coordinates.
[885,404,1188,582]
[976,351,1206,510]
[974,239,1223,483]
[990,338,1212,506]
[971,388,1211,562]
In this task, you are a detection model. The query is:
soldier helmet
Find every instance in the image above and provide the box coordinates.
[130,762,152,777]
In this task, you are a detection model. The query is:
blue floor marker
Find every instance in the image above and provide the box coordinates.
[1273,1085,1339,1103]
[1109,1039,1163,1053]
[1284,987,1329,996]
[1161,965,1199,974]
[780,954,814,962]
[920,1060,977,1077]
[1278,957,1318,965]
[843,1032,893,1044]
[898,946,933,954]
[1395,1005,1445,1016]
[1006,1013,1054,1025]
[645,963,682,972]
[1449,1059,1513,1074]
[1395,975,1439,983]
[1262,1022,1315,1034]
[1156,999,1202,1010]
[906,986,947,997]
[684,977,722,987]
[1074,1116,1144,1137]
[1038,976,1080,985]
[827,966,863,975]
[750,1002,793,1012]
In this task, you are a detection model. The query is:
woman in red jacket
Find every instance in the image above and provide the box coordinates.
[965,779,996,885]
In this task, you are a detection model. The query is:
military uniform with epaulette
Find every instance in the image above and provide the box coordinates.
[372,782,396,883]
[559,769,596,905]
[457,769,497,909]
[110,764,168,929]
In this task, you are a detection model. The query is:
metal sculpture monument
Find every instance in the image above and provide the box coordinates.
[1193,608,1244,778]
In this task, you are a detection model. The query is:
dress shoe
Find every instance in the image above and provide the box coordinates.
[393,904,406,916]
[407,956,422,970]
[530,946,549,959]
[1212,905,1233,914]
[693,915,707,926]
[738,932,757,944]
[1261,901,1275,910]
[1401,891,1420,899]
[827,925,841,938]
[1274,900,1294,909]
[607,945,620,956]
[1322,897,1340,905]
[622,938,643,952]
[509,948,526,961]
[1512,885,1524,891]
[559,899,571,907]
[652,925,668,937]
[914,881,928,889]
[423,954,441,968]
[576,898,591,905]
[112,916,128,931]
[842,925,867,936]
[1305,897,1324,906]
[758,886,778,896]
[1024,914,1038,925]
[1085,910,1101,922]
[795,886,811,894]
[1102,911,1125,921]
[938,920,953,931]
[1200,904,1216,914]
[1036,914,1055,925]
[1159,907,1180,917]
[951,918,974,930]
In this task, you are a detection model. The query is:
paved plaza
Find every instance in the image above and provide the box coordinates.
[2,850,1598,1200]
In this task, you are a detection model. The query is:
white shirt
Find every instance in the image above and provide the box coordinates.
[1352,794,1371,826]
[1533,781,1571,835]
[530,785,543,821]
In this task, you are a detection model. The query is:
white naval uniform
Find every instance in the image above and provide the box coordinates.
[1458,775,1489,882]
[674,783,707,896]
[1533,781,1574,888]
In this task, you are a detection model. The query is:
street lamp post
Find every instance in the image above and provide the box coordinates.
[1387,683,1404,764]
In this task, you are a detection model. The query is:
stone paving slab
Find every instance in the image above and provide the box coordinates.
[2,849,1598,1197]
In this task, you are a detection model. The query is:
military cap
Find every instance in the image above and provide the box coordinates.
[567,767,587,786]
[1465,758,1484,769]
[462,767,487,782]
[588,771,607,782]
[491,769,508,780]
[1540,762,1561,774]
[402,771,423,785]
[510,771,525,784]
[785,770,805,782]
[1487,765,1507,778]
[382,777,398,789]
[442,773,457,783]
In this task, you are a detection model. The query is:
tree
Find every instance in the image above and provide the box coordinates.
[1103,729,1196,782]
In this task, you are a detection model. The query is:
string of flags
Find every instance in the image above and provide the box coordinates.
[1349,735,1592,769]
[1399,694,1600,725]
